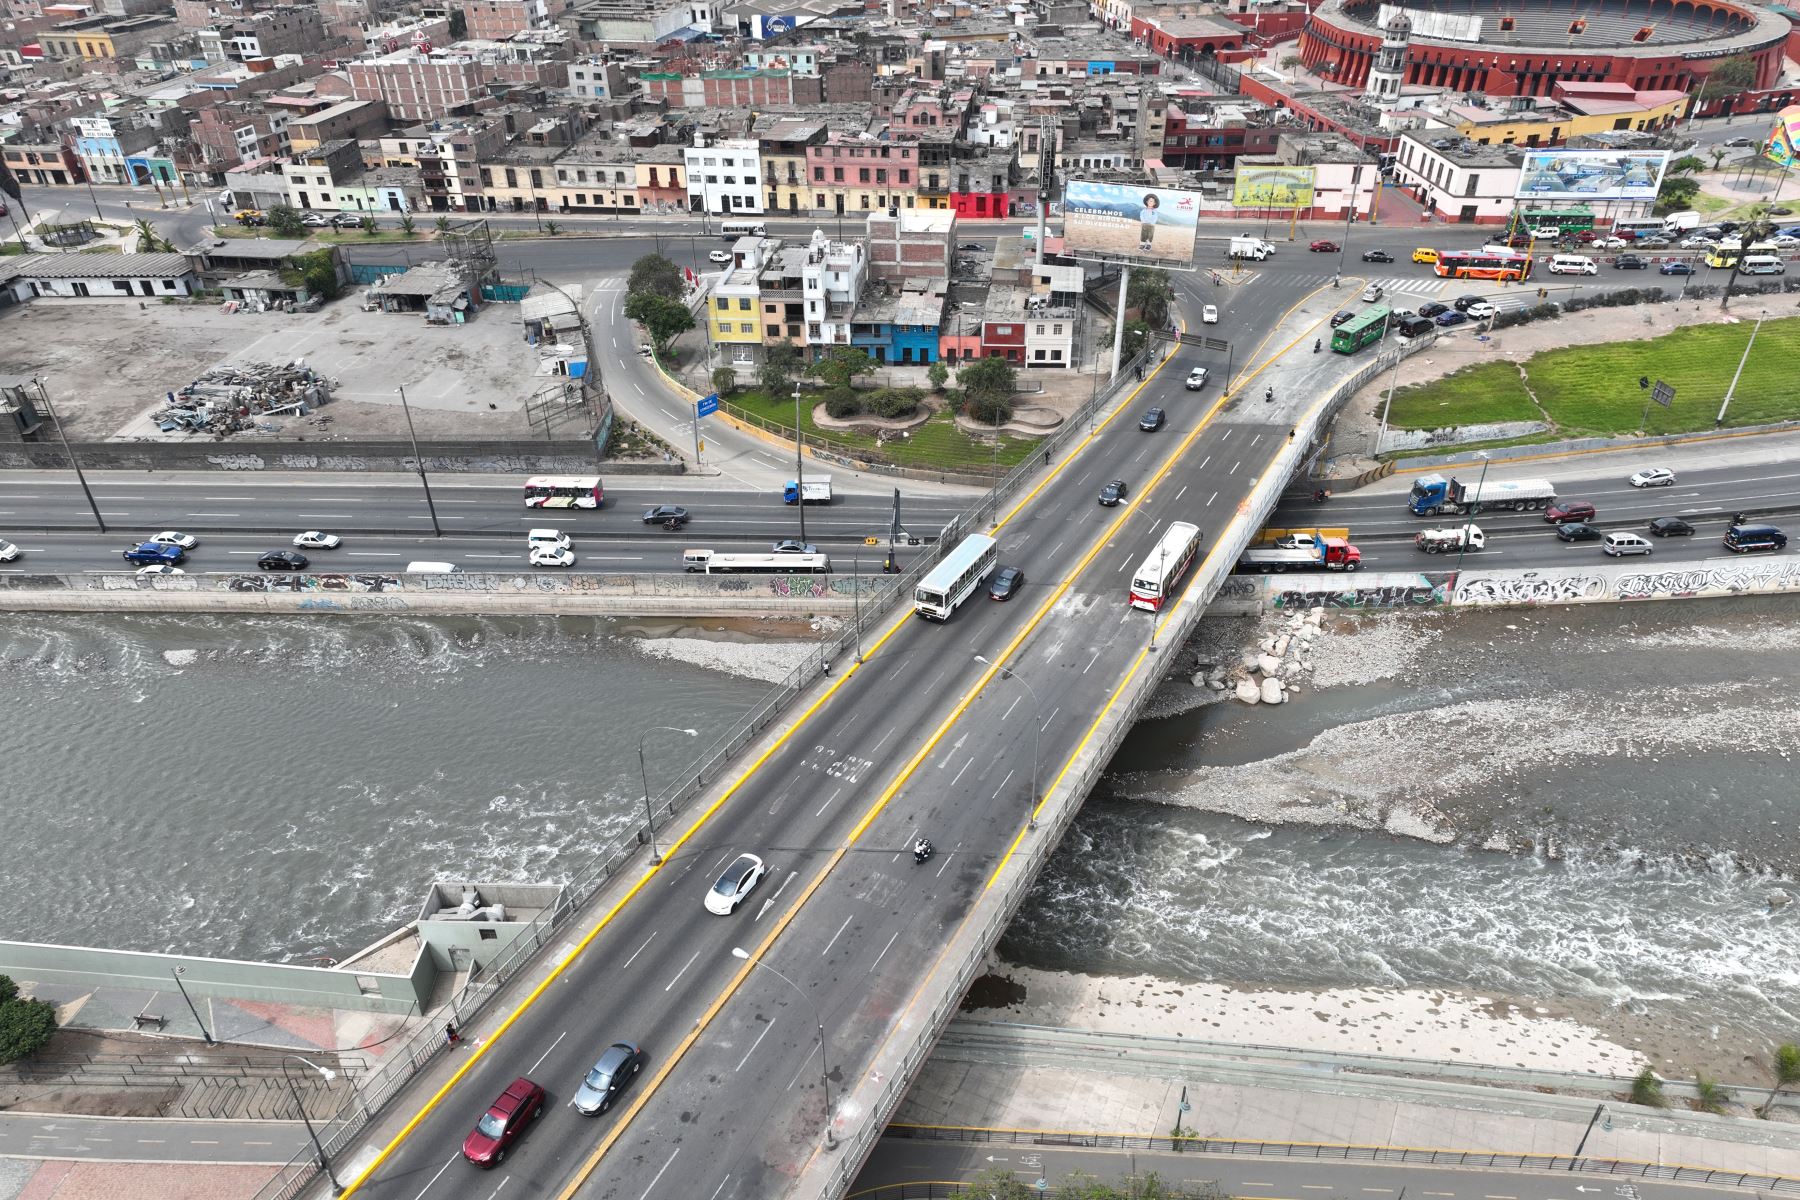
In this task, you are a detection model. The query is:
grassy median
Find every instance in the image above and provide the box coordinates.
[726,387,1037,474]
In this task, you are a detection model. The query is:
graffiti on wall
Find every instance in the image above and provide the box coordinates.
[1614,559,1800,600]
[1454,571,1609,607]
[223,573,403,593]
[1273,574,1452,610]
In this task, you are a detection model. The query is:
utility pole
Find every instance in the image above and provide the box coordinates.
[1715,309,1766,427]
[35,378,104,532]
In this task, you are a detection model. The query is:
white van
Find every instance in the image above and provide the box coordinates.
[1601,532,1653,557]
[1548,254,1598,275]
[527,527,570,552]
[1742,254,1786,276]
[405,561,462,573]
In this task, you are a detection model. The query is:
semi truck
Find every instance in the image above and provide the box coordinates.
[1237,535,1362,572]
[1229,236,1276,261]
[1408,473,1555,516]
[1414,524,1486,554]
[782,475,833,504]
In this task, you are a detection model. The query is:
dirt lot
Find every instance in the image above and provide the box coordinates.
[0,296,573,440]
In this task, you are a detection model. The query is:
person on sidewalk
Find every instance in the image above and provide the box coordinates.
[445,1021,462,1048]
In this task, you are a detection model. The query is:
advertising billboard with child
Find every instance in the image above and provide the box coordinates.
[1061,179,1202,267]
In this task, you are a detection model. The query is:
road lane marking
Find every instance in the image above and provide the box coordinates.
[1083,649,1101,674]
[639,1149,679,1200]
[664,950,701,991]
[735,1018,776,1072]
[870,929,901,973]
[185,512,239,517]
[950,758,973,787]
[707,1178,731,1200]
[991,770,1013,799]
[410,1152,458,1200]
[623,932,657,969]
[819,914,853,956]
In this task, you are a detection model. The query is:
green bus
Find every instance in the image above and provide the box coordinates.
[1330,306,1390,355]
[1508,206,1595,237]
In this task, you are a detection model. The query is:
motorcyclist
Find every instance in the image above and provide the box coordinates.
[1313,338,1321,354]
[913,837,934,863]
[1312,489,1328,503]
[1264,386,1275,403]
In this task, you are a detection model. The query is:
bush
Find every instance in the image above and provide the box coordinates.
[1631,1067,1668,1108]
[0,980,55,1064]
[864,386,924,419]
[824,387,860,418]
[966,390,1014,427]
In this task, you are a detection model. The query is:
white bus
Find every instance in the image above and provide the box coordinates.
[523,475,604,509]
[1128,522,1201,612]
[719,220,767,240]
[1613,217,1667,241]
[914,534,999,620]
[682,549,831,574]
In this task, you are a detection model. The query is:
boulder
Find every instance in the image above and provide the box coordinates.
[1273,635,1290,656]
[1240,650,1260,671]
[1257,653,1282,676]
[1234,679,1262,704]
[1260,677,1286,704]
[1190,672,1208,688]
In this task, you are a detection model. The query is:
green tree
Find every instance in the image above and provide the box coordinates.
[624,291,694,351]
[279,249,342,301]
[1129,267,1175,328]
[1760,1043,1800,1117]
[447,5,467,38]
[1697,55,1756,103]
[266,203,306,238]
[1121,317,1151,361]
[628,253,686,302]
[1631,1067,1668,1108]
[1654,175,1699,215]
[0,975,55,1064]
[958,355,1016,406]
[398,213,416,236]
[1708,147,1729,172]
[965,1167,1035,1200]
[807,346,876,392]
[545,220,561,236]
[927,359,950,391]
[133,218,171,253]
[359,215,377,234]
[1694,1076,1730,1114]
[710,366,738,396]
[757,343,802,394]
[434,216,450,233]
[1669,155,1706,175]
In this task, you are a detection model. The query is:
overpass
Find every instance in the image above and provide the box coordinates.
[299,282,1399,1200]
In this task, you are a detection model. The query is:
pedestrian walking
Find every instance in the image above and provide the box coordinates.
[445,1021,461,1048]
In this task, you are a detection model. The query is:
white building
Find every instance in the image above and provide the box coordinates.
[801,229,865,353]
[1391,134,1523,225]
[684,137,764,216]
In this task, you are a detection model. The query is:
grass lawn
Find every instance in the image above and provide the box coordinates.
[1383,361,1539,429]
[209,224,425,244]
[726,387,1036,473]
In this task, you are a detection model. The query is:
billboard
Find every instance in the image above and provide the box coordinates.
[1514,149,1670,202]
[1762,107,1799,168]
[1061,179,1201,267]
[1232,164,1316,212]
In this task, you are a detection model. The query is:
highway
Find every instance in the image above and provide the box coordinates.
[855,1136,1751,1200]
[0,478,965,574]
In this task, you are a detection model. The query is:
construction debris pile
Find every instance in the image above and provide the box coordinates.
[155,360,335,435]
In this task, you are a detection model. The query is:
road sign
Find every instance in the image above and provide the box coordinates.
[1651,380,1675,410]
[1035,1179,1049,1192]
[1202,337,1230,352]
[696,392,719,418]
[863,536,879,545]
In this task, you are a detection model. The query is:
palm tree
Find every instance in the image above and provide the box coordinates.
[434,216,450,233]
[398,213,416,236]
[1760,1043,1800,1117]
[133,218,170,253]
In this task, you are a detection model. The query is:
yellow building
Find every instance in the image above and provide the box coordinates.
[709,245,768,369]
[1452,88,1689,147]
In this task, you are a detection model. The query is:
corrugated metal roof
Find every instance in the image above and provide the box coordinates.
[8,252,195,279]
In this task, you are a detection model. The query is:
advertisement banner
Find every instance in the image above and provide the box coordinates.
[1231,164,1316,212]
[1514,149,1670,201]
[1061,179,1201,267]
[1763,106,1800,168]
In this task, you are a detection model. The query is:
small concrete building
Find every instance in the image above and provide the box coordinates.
[2,253,200,303]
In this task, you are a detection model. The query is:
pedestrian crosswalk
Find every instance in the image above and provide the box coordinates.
[1250,270,1547,312]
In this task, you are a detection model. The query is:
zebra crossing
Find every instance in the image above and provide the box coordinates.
[1267,271,1548,312]
[1284,271,1449,296]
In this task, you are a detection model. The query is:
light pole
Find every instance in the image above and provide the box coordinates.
[1335,163,1360,279]
[1715,308,1766,427]
[34,377,104,532]
[972,655,1041,830]
[169,965,214,1046]
[730,947,836,1149]
[1374,345,1405,455]
[637,726,697,865]
[1454,451,1490,579]
[282,1055,344,1194]
[1569,1103,1607,1167]
[1148,542,1168,653]
[395,385,442,536]
[792,380,808,547]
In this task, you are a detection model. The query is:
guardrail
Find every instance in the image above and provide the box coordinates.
[884,1125,1800,1194]
[250,341,1158,1200]
[5,1054,366,1088]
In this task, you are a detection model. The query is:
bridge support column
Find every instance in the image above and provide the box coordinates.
[1110,263,1131,379]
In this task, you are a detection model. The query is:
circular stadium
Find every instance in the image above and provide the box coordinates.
[1297,0,1790,98]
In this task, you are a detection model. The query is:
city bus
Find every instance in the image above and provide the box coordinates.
[1434,248,1533,282]
[682,549,831,574]
[1707,241,1778,268]
[523,476,604,508]
[1128,521,1202,612]
[1330,307,1390,355]
[719,220,767,240]
[1612,217,1667,241]
[914,533,998,620]
[1507,207,1594,237]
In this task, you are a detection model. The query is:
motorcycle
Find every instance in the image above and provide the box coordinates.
[913,838,934,864]
[1312,489,1332,504]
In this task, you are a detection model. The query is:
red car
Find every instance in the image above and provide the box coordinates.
[1308,239,1339,253]
[462,1077,546,1167]
[1544,500,1596,524]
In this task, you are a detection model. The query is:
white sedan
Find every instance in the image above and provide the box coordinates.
[292,531,342,549]
[529,546,576,568]
[1593,236,1627,250]
[1202,304,1219,324]
[1465,300,1497,319]
[137,564,185,576]
[0,540,19,562]
[148,530,198,549]
[707,249,733,264]
[704,853,766,915]
[1629,468,1677,488]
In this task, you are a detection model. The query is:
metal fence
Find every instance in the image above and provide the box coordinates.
[6,1053,366,1088]
[883,1125,1800,1194]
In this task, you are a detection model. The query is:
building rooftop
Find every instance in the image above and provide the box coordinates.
[9,252,193,278]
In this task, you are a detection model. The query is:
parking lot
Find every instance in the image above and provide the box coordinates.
[1,294,553,440]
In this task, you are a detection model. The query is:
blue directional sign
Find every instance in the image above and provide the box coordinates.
[696,392,720,418]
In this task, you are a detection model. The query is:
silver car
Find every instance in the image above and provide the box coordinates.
[573,1042,644,1116]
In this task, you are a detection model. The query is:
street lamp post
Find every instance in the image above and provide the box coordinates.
[282,1055,344,1194]
[394,385,442,536]
[1569,1103,1608,1167]
[1148,542,1167,653]
[1335,164,1361,280]
[729,948,836,1149]
[34,377,105,532]
[1715,308,1766,427]
[792,380,808,547]
[1454,451,1490,579]
[169,966,214,1046]
[972,655,1041,830]
[637,726,698,865]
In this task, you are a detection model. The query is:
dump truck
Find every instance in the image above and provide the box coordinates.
[1414,524,1486,554]
[1408,472,1555,516]
[1237,536,1361,573]
[782,475,832,504]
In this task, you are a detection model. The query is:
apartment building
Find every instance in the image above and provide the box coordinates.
[551,137,638,211]
[684,137,762,216]
[803,133,918,216]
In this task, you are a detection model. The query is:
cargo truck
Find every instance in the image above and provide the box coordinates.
[782,475,833,504]
[1237,536,1362,573]
[1414,524,1486,554]
[1229,236,1276,261]
[1408,473,1555,517]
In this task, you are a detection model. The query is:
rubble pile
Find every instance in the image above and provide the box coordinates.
[155,360,335,435]
[1189,606,1324,706]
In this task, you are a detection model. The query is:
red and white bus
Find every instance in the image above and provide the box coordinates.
[523,476,604,509]
[1128,521,1201,611]
[1433,249,1532,282]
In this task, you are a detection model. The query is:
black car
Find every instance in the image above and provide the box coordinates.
[989,566,1025,601]
[1417,301,1449,318]
[958,242,983,251]
[1452,295,1485,312]
[573,1042,645,1117]
[1328,309,1356,328]
[1614,254,1646,269]
[1717,221,1741,234]
[1360,249,1394,263]
[1649,516,1694,537]
[643,504,689,526]
[1138,407,1165,431]
[1555,522,1601,542]
[259,549,309,570]
[1098,479,1129,507]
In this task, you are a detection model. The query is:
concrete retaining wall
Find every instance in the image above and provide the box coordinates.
[0,440,684,476]
[0,570,879,616]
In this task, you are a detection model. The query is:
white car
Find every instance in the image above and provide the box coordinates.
[1184,367,1208,391]
[300,212,330,227]
[529,546,576,568]
[527,527,570,553]
[1775,235,1800,250]
[707,249,732,264]
[1593,236,1626,250]
[137,564,185,576]
[1465,300,1497,319]
[292,530,342,549]
[0,540,19,562]
[704,853,766,915]
[1201,304,1219,324]
[1629,467,1676,488]
[1682,235,1717,249]
[1531,226,1562,239]
[147,531,198,549]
